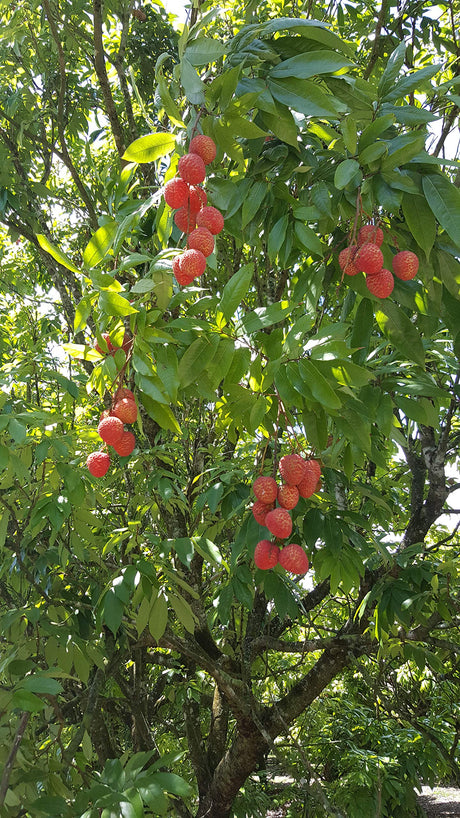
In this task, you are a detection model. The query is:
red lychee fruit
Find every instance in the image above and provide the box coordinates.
[338,245,357,270]
[392,250,419,281]
[188,185,207,213]
[189,134,217,165]
[174,206,196,234]
[172,254,195,286]
[277,484,299,510]
[87,451,110,477]
[114,387,135,402]
[354,242,384,275]
[254,539,280,570]
[357,224,384,247]
[279,543,309,574]
[253,476,278,504]
[298,459,322,499]
[252,500,274,526]
[279,454,307,486]
[196,206,224,235]
[164,177,189,209]
[112,398,138,424]
[97,416,124,446]
[180,248,207,279]
[188,227,215,257]
[265,507,293,539]
[178,152,206,185]
[113,430,136,457]
[365,268,394,298]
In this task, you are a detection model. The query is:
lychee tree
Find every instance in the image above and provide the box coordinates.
[0,1,460,817]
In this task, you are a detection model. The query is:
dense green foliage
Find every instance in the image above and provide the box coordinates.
[0,0,460,816]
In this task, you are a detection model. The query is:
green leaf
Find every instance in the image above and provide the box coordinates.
[298,359,342,410]
[382,64,441,103]
[122,133,176,163]
[267,77,345,118]
[149,593,168,642]
[21,675,63,695]
[240,301,292,334]
[378,42,406,99]
[402,193,436,260]
[103,590,124,636]
[219,263,253,321]
[180,58,205,105]
[260,103,299,147]
[74,295,93,333]
[99,291,138,316]
[422,174,460,249]
[12,689,46,712]
[270,50,354,79]
[242,181,267,228]
[375,301,425,366]
[268,215,289,258]
[83,221,118,267]
[293,221,323,256]
[151,772,192,798]
[334,159,362,190]
[178,335,220,387]
[184,37,226,66]
[36,233,80,274]
[380,133,426,172]
[141,395,182,435]
[351,298,374,364]
[168,593,195,633]
[341,115,357,154]
[358,114,395,152]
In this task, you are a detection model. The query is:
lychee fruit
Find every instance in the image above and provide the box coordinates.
[97,416,124,445]
[298,460,322,499]
[172,254,195,286]
[279,543,309,574]
[188,227,215,257]
[180,248,207,279]
[338,245,357,270]
[252,500,274,525]
[114,386,135,402]
[279,454,307,486]
[94,332,114,355]
[253,476,278,504]
[174,206,196,234]
[354,242,384,275]
[277,484,299,510]
[188,185,207,213]
[365,268,394,298]
[164,177,189,210]
[189,134,217,165]
[392,250,419,281]
[113,430,136,457]
[196,206,224,235]
[265,507,293,539]
[112,398,138,424]
[357,224,384,247]
[254,539,280,570]
[87,451,110,477]
[178,152,206,185]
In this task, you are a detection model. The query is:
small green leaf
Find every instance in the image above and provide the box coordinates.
[270,50,354,79]
[99,291,138,316]
[103,590,124,636]
[334,158,362,190]
[122,133,176,163]
[378,42,406,99]
[268,77,345,118]
[178,336,219,387]
[402,193,436,259]
[21,675,63,695]
[36,234,80,274]
[375,301,425,366]
[298,359,342,410]
[184,36,226,66]
[83,221,118,267]
[180,58,205,105]
[422,174,460,250]
[219,263,253,320]
[149,593,168,642]
[294,221,323,256]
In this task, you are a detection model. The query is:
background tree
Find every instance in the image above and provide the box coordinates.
[0,1,460,817]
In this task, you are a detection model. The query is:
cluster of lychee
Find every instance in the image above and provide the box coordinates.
[94,332,131,357]
[86,387,138,477]
[163,135,224,286]
[338,223,420,299]
[251,454,321,575]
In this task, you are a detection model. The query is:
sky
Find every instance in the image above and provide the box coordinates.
[162,0,188,24]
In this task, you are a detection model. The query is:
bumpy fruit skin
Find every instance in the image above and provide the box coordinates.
[265,507,293,539]
[366,268,394,298]
[178,152,206,185]
[188,227,215,257]
[279,454,307,486]
[358,224,384,247]
[252,500,274,525]
[277,484,299,510]
[355,242,384,275]
[174,206,196,234]
[172,254,195,286]
[112,398,138,424]
[113,430,136,457]
[254,539,280,570]
[188,185,207,212]
[164,178,189,209]
[253,476,278,504]
[98,416,124,445]
[279,543,309,574]
[338,245,357,270]
[114,386,135,402]
[392,250,419,281]
[298,471,320,498]
[196,206,224,235]
[87,451,110,477]
[189,134,217,165]
[180,248,207,279]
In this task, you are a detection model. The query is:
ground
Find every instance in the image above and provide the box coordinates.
[418,787,460,817]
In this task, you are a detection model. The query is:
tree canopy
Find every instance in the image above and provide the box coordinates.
[0,1,460,817]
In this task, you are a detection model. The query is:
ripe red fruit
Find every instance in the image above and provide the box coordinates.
[87,451,110,477]
[189,185,207,213]
[188,227,215,257]
[172,254,195,286]
[94,332,113,355]
[113,430,136,457]
[365,268,394,298]
[174,206,196,234]
[112,398,138,424]
[392,250,419,281]
[265,507,293,539]
[338,245,357,270]
[189,134,217,165]
[357,224,384,247]
[279,454,307,486]
[98,416,124,445]
[180,248,207,279]
[354,242,384,275]
[178,152,206,185]
[277,484,299,510]
[252,500,274,525]
[164,177,189,209]
[279,544,309,574]
[253,476,278,504]
[297,459,322,498]
[196,206,224,235]
[114,387,135,402]
[254,539,280,570]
